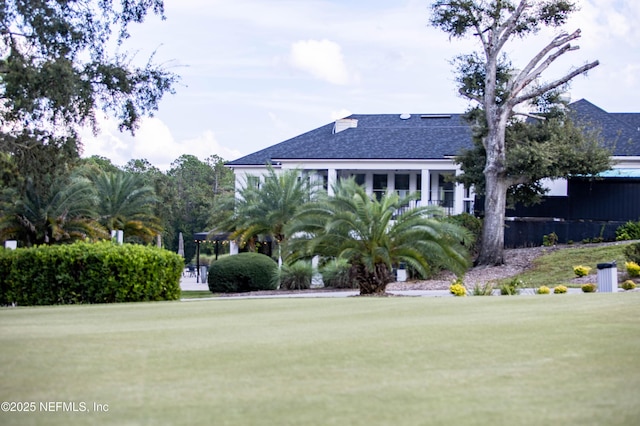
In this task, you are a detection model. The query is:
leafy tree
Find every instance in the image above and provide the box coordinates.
[430,0,599,265]
[167,154,234,260]
[455,106,611,209]
[285,179,471,295]
[124,158,176,248]
[89,169,161,244]
[0,0,176,138]
[226,165,318,256]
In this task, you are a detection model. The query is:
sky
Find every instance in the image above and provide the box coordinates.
[80,0,640,171]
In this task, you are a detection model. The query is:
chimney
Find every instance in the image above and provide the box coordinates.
[333,118,358,134]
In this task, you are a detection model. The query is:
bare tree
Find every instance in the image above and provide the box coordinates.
[430,0,599,265]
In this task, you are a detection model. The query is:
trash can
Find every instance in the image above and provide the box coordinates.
[596,261,617,293]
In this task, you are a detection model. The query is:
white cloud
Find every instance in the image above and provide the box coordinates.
[289,39,351,85]
[80,116,242,170]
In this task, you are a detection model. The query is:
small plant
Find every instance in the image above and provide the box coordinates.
[472,281,494,296]
[499,277,525,295]
[621,280,637,291]
[542,232,558,247]
[554,285,568,294]
[449,279,467,297]
[624,243,640,264]
[581,283,597,293]
[536,285,551,295]
[625,261,640,278]
[573,265,592,277]
[615,220,640,241]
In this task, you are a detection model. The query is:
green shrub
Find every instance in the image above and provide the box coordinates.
[573,265,592,277]
[0,241,183,306]
[625,261,640,278]
[543,232,558,247]
[472,281,494,296]
[500,278,525,295]
[554,285,568,294]
[320,258,355,288]
[615,220,640,241]
[536,285,551,295]
[207,253,278,293]
[621,280,637,291]
[624,243,640,264]
[581,283,597,293]
[449,280,466,297]
[276,260,312,290]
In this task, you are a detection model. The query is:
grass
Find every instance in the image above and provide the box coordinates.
[1,294,640,425]
[180,290,214,299]
[506,242,631,288]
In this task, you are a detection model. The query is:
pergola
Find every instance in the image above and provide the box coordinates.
[192,232,230,283]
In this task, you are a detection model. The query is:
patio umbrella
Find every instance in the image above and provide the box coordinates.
[178,232,184,257]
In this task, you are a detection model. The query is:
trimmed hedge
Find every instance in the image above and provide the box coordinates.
[208,252,278,293]
[0,241,183,305]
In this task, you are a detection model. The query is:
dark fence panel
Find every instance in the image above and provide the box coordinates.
[503,219,626,248]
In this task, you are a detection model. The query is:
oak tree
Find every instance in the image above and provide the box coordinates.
[430,0,599,265]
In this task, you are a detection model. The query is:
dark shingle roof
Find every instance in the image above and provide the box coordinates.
[227,100,640,166]
[569,99,640,156]
[226,113,473,166]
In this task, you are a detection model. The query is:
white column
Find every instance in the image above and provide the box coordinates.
[365,173,374,196]
[421,169,429,206]
[230,241,239,255]
[327,168,337,196]
[387,172,395,195]
[454,169,465,214]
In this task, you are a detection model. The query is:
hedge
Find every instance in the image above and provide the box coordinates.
[208,252,278,293]
[0,241,183,306]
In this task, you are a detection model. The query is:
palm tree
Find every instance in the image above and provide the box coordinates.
[226,165,318,256]
[0,176,106,245]
[285,179,472,295]
[90,170,162,244]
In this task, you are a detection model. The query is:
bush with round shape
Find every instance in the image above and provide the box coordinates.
[449,281,466,297]
[581,283,597,293]
[625,261,640,278]
[573,265,591,277]
[554,285,568,294]
[208,252,278,293]
[536,285,551,295]
[621,280,637,291]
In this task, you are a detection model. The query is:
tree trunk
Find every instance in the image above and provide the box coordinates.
[477,168,508,265]
[477,105,509,266]
[351,261,392,295]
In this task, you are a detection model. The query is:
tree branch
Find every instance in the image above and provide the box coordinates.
[511,60,600,106]
[510,29,582,95]
[493,0,530,55]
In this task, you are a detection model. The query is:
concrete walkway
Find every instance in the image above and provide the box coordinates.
[180,275,587,300]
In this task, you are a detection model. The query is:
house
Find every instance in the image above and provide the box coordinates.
[226,112,477,215]
[226,99,640,247]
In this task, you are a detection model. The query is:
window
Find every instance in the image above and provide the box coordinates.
[373,174,387,200]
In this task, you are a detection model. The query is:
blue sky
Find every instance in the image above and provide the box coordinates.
[80,0,640,170]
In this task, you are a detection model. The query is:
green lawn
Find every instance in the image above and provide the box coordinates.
[1,294,639,425]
